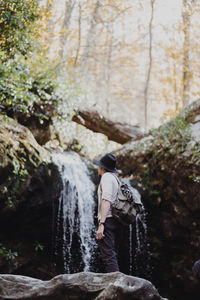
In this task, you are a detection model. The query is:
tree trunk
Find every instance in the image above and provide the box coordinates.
[81,0,100,70]
[104,23,113,117]
[72,109,143,144]
[74,3,82,66]
[46,0,54,47]
[144,0,155,130]
[60,0,76,60]
[182,0,191,107]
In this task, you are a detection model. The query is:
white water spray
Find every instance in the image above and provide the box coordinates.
[53,152,96,273]
[123,178,151,279]
[129,224,133,274]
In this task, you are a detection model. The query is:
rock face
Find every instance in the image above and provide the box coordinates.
[0,272,167,300]
[3,102,56,145]
[114,100,200,300]
[0,115,63,279]
[0,115,49,209]
[0,102,200,300]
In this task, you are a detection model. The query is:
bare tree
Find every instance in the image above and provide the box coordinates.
[144,0,155,130]
[182,0,193,107]
[46,0,54,46]
[104,23,114,117]
[60,0,76,59]
[74,3,82,66]
[81,0,101,70]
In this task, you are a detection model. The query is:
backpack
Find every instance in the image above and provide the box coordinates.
[111,174,144,225]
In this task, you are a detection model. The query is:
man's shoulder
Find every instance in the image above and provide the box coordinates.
[101,172,118,183]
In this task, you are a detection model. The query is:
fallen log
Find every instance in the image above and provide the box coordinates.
[72,109,143,144]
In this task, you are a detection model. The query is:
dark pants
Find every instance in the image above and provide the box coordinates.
[98,217,122,273]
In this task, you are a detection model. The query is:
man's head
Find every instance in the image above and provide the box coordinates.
[97,166,106,176]
[93,153,118,175]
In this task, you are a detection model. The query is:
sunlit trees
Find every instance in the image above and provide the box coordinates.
[0,0,39,58]
[32,0,200,131]
[0,0,66,126]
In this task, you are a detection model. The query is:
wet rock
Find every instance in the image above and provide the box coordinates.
[114,100,200,300]
[0,116,63,278]
[0,115,49,209]
[4,102,56,145]
[0,272,167,300]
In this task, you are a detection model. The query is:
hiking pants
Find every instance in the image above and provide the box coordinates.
[98,217,122,273]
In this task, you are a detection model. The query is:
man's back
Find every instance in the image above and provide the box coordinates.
[98,172,118,220]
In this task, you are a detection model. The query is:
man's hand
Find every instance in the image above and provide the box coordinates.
[96,224,105,240]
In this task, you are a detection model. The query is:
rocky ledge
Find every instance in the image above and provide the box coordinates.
[114,100,200,299]
[0,272,167,300]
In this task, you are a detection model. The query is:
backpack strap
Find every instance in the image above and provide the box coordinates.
[109,173,121,202]
[110,173,121,186]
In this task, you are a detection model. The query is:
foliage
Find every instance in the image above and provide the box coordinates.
[133,113,199,197]
[0,0,39,58]
[3,165,29,207]
[189,173,200,183]
[5,169,28,207]
[0,243,18,261]
[34,241,44,251]
[0,54,61,122]
[38,0,200,131]
[151,117,192,151]
[152,117,191,139]
[0,0,66,123]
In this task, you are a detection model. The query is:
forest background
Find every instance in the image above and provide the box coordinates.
[0,0,200,157]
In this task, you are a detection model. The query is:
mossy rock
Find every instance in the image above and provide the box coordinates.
[115,100,200,300]
[0,115,50,209]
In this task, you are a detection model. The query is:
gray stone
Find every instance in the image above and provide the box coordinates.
[0,272,167,300]
[191,121,200,142]
[113,100,200,299]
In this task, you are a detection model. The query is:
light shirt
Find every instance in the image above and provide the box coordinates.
[97,172,119,221]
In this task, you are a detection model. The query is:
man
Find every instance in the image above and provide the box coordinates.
[93,153,122,273]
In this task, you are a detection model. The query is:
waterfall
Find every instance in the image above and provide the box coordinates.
[53,152,97,273]
[123,178,152,280]
[51,155,151,276]
[134,209,152,281]
[129,224,133,275]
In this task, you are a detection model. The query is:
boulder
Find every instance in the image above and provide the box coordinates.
[114,100,200,299]
[0,272,167,300]
[0,115,49,208]
[2,102,56,145]
[0,116,62,278]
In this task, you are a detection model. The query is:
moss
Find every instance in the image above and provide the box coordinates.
[0,116,50,208]
[131,113,200,196]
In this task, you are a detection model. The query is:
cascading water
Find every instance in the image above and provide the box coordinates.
[123,178,152,280]
[51,155,151,276]
[134,207,152,280]
[52,152,97,273]
[129,224,133,275]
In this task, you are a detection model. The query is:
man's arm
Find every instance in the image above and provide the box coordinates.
[96,199,110,240]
